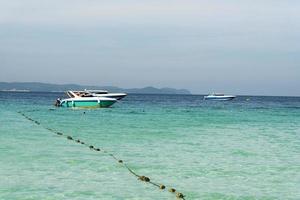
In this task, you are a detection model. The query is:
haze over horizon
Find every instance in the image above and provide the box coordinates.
[1,1,299,96]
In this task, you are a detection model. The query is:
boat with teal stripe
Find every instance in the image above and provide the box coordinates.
[55,91,117,108]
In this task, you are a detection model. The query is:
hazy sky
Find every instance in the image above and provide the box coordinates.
[0,0,299,95]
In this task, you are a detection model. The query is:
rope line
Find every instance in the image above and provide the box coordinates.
[18,111,185,199]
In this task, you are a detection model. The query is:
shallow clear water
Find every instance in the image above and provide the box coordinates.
[0,92,300,199]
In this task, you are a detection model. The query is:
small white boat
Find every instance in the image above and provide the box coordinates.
[204,93,236,101]
[85,89,127,100]
[55,91,117,108]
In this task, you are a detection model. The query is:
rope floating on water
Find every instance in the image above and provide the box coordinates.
[18,111,186,199]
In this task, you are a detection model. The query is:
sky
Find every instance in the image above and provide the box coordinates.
[0,0,299,95]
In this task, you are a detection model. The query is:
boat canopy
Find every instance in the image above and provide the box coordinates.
[85,89,108,94]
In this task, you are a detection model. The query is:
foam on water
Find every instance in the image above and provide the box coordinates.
[0,92,300,199]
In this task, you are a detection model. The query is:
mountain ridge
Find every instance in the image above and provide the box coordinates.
[0,82,191,95]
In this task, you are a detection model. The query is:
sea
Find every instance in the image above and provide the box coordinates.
[0,92,299,200]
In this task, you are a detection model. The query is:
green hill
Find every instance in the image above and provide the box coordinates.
[0,82,191,95]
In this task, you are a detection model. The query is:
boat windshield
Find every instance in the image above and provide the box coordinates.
[66,91,75,98]
[211,93,225,96]
[71,91,93,97]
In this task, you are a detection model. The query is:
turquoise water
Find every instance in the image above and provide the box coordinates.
[0,92,300,200]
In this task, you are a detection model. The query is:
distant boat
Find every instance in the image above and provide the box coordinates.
[204,93,236,101]
[55,91,117,108]
[1,89,30,92]
[85,89,127,100]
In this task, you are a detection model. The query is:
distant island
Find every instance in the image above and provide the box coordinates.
[0,82,191,95]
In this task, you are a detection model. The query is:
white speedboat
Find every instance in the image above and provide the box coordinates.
[55,91,117,108]
[85,89,127,100]
[204,93,236,101]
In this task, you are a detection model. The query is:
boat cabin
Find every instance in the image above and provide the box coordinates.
[66,91,93,98]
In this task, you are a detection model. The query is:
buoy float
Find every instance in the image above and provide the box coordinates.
[159,185,166,190]
[176,192,184,198]
[169,188,176,193]
[139,176,150,182]
[67,136,73,140]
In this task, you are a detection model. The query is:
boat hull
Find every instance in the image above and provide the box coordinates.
[60,99,116,108]
[204,96,236,101]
